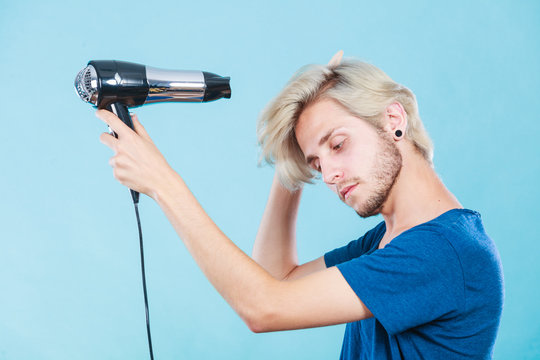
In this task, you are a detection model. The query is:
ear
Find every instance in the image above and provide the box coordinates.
[382,102,408,141]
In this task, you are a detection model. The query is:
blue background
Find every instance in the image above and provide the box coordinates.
[1,0,539,358]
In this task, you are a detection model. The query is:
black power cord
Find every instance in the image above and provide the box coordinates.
[133,201,154,360]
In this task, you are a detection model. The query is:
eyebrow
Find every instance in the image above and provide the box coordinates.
[305,127,339,165]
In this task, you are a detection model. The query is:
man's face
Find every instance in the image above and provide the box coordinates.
[295,98,402,218]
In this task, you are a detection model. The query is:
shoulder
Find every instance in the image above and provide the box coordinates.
[389,208,503,299]
[394,209,488,249]
[400,209,498,262]
[404,208,504,323]
[378,210,485,282]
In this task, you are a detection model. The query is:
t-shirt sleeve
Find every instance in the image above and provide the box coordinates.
[324,221,386,267]
[336,227,465,336]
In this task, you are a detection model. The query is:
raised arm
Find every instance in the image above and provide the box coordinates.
[252,173,326,280]
[96,109,372,333]
[251,51,343,281]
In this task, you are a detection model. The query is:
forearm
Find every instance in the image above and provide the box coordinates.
[252,173,303,280]
[152,169,276,328]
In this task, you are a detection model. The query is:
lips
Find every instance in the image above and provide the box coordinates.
[340,184,358,200]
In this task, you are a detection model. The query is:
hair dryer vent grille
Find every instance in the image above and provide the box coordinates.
[74,65,97,103]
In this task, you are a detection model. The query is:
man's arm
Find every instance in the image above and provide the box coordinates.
[155,169,372,332]
[97,109,372,333]
[252,173,326,280]
[252,50,344,282]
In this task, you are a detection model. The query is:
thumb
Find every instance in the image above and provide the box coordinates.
[131,113,152,141]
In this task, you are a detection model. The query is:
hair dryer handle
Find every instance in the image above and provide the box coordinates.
[105,102,140,204]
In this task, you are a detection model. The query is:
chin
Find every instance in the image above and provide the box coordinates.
[352,198,384,219]
[355,208,381,219]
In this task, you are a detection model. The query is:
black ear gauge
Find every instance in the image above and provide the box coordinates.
[395,129,403,138]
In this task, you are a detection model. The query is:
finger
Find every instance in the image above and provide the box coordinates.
[328,50,344,67]
[96,109,131,138]
[99,132,119,151]
[109,156,116,168]
[130,113,152,141]
[108,155,123,169]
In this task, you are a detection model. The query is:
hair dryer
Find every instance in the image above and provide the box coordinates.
[74,60,231,203]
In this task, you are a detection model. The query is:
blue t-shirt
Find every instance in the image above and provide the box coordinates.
[324,209,504,359]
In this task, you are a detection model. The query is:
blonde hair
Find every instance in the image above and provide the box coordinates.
[257,58,433,190]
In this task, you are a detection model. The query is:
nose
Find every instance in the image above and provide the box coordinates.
[321,159,344,185]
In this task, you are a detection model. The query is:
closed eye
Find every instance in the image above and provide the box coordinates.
[332,139,346,151]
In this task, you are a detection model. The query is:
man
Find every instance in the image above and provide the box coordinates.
[97,52,504,359]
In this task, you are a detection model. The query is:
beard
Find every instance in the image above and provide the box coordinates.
[355,131,402,218]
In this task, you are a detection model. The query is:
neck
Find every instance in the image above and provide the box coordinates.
[380,146,462,238]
